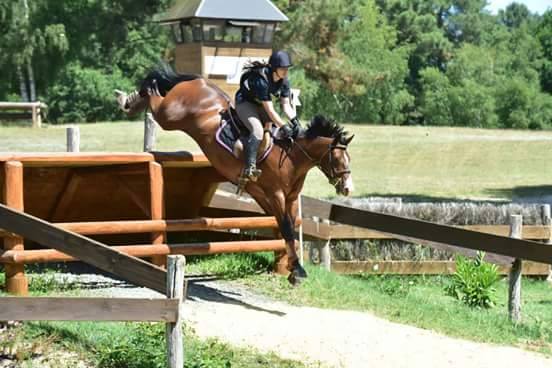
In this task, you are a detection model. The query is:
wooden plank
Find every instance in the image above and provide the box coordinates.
[150,162,166,267]
[326,224,550,240]
[1,239,287,264]
[0,203,167,293]
[0,152,210,168]
[0,217,279,237]
[0,102,46,109]
[330,260,550,275]
[0,297,178,321]
[330,203,552,265]
[208,191,265,214]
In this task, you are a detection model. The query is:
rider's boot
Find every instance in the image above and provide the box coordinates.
[237,135,262,193]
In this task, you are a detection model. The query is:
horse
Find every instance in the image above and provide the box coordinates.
[115,64,354,285]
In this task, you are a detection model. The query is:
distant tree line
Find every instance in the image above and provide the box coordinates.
[1,0,551,128]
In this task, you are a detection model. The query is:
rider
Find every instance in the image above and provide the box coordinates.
[235,50,300,182]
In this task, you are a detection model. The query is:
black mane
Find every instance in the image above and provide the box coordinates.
[139,62,201,96]
[304,115,348,143]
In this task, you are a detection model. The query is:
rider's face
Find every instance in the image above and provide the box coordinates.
[274,67,289,80]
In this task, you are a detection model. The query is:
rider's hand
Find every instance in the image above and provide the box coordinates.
[280,123,295,139]
[290,117,300,127]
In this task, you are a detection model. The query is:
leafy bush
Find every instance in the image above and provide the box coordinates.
[445,251,500,308]
[46,63,134,123]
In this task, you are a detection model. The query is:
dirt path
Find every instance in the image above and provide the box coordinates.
[83,275,552,368]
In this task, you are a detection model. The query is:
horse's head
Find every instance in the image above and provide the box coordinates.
[304,115,355,196]
[115,89,149,116]
[319,134,354,196]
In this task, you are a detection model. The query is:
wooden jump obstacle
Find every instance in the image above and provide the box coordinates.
[0,102,46,128]
[0,152,287,295]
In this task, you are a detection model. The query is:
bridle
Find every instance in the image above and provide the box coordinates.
[294,141,351,188]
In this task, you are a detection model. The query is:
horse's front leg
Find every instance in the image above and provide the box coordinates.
[269,192,307,285]
[284,197,307,285]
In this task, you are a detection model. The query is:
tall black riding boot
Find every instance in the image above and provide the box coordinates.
[243,134,262,181]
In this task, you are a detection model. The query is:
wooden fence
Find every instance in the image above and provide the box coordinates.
[210,188,552,276]
[0,102,46,128]
[0,203,185,367]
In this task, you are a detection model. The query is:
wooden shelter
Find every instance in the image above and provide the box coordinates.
[156,0,288,98]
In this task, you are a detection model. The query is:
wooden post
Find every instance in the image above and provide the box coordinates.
[320,219,331,271]
[31,105,41,128]
[166,255,185,368]
[508,215,522,323]
[144,113,157,152]
[540,204,552,283]
[149,162,166,268]
[3,161,28,295]
[66,126,80,152]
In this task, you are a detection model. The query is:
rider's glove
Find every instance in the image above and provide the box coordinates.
[280,123,295,139]
[290,117,300,127]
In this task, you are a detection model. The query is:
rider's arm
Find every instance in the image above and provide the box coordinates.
[280,97,296,120]
[261,100,287,128]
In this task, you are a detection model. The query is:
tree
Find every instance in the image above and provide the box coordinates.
[536,10,552,93]
[419,67,453,125]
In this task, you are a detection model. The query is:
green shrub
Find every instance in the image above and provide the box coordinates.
[445,251,500,308]
[46,63,134,123]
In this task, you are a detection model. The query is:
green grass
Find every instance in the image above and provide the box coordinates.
[236,265,552,355]
[9,321,308,368]
[185,252,275,278]
[2,121,552,199]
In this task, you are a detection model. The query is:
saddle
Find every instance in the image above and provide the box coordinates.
[216,108,277,163]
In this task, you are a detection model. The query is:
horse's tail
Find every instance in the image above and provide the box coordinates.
[139,62,201,96]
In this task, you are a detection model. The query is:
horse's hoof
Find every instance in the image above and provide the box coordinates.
[287,272,302,287]
[287,264,308,286]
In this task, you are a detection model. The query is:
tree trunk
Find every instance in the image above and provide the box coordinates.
[26,60,36,101]
[16,65,29,102]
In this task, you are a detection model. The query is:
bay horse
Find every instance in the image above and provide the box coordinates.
[115,65,354,285]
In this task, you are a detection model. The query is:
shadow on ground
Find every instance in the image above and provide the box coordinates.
[485,185,552,203]
[186,276,286,317]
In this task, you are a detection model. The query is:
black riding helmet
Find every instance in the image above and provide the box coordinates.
[269,50,293,69]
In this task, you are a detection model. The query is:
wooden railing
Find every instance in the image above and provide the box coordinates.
[0,101,46,128]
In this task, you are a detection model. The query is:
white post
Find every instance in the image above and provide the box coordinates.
[166,255,185,368]
[144,113,157,152]
[540,205,552,283]
[320,219,331,271]
[508,215,522,323]
[298,195,304,266]
[66,126,80,152]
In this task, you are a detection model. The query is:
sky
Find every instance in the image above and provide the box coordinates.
[485,0,552,14]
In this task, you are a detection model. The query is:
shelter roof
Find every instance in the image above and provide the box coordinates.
[156,0,288,23]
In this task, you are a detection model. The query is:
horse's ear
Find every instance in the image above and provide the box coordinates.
[344,134,355,145]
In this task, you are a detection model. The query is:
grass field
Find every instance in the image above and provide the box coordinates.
[2,121,552,200]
